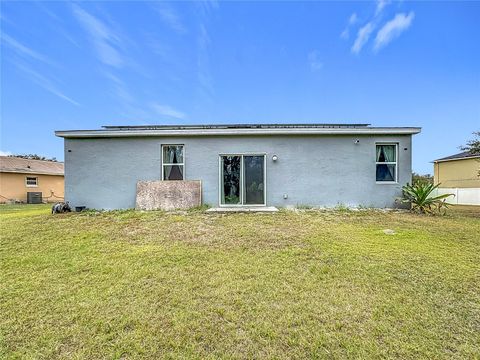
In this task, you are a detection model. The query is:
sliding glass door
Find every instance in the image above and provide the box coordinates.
[220,155,265,206]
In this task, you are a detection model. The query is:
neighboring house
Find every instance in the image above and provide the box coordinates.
[55,123,421,210]
[433,151,480,205]
[0,156,64,203]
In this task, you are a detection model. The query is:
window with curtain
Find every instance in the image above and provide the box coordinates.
[162,145,184,180]
[376,144,397,182]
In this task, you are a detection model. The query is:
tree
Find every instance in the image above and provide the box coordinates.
[8,154,57,162]
[461,131,480,155]
[461,131,480,177]
[412,172,433,185]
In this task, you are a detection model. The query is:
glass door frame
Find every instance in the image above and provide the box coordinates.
[218,153,267,207]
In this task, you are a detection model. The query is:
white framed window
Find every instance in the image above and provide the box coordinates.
[376,143,398,183]
[162,145,184,180]
[25,176,38,187]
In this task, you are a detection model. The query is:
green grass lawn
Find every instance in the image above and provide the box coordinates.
[1,205,479,359]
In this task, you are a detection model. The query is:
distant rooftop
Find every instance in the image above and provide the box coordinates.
[433,151,480,162]
[56,123,421,138]
[0,156,64,176]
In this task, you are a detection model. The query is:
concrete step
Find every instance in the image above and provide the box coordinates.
[206,206,279,213]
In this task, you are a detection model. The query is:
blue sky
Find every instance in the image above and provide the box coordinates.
[1,1,479,174]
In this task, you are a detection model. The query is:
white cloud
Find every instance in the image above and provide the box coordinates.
[71,5,124,68]
[308,51,323,71]
[2,33,54,65]
[151,103,186,120]
[0,150,12,156]
[197,0,219,17]
[103,72,135,104]
[2,32,78,106]
[351,22,374,54]
[192,1,219,105]
[374,12,415,51]
[340,12,358,40]
[196,23,214,102]
[375,0,390,16]
[340,29,349,40]
[14,63,80,106]
[349,13,358,25]
[34,2,80,48]
[155,3,186,34]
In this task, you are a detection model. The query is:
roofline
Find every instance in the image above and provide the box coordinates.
[0,170,64,176]
[102,123,372,130]
[433,154,480,163]
[0,156,63,164]
[55,126,422,138]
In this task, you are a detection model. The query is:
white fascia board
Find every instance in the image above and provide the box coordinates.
[433,155,480,163]
[55,127,421,138]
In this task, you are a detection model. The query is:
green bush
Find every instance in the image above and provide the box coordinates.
[399,183,454,215]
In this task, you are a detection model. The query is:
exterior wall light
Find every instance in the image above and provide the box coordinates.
[354,139,360,144]
[272,155,278,161]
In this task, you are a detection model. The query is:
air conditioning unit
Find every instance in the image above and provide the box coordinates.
[27,192,42,204]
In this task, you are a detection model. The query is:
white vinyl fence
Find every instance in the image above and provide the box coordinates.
[432,188,480,206]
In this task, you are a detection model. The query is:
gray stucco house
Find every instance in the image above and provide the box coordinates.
[55,123,421,210]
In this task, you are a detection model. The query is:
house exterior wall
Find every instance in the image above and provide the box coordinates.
[63,134,412,210]
[434,158,480,188]
[0,172,64,203]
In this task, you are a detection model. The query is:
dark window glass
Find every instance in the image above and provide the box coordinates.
[244,156,265,205]
[164,165,184,180]
[376,145,396,162]
[221,156,241,205]
[163,145,183,164]
[26,177,38,186]
[376,164,396,182]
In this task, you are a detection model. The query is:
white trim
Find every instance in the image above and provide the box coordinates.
[218,153,267,207]
[25,176,38,187]
[161,144,185,180]
[218,156,221,207]
[56,127,422,138]
[240,157,244,205]
[375,143,398,184]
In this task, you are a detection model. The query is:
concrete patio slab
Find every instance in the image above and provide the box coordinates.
[206,206,279,213]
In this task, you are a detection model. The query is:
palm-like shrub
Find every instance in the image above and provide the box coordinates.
[399,183,454,214]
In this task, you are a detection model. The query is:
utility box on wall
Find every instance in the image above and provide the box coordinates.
[27,192,42,204]
[135,180,202,211]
